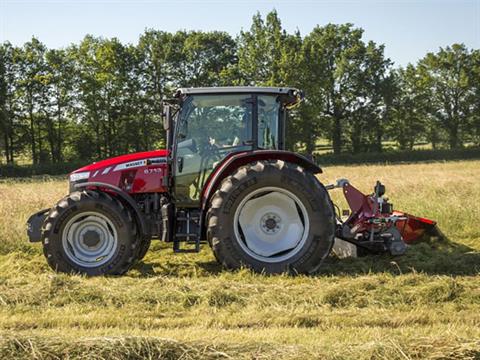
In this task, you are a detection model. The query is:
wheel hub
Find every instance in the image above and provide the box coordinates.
[234,187,310,262]
[82,230,101,248]
[261,213,281,234]
[62,212,118,268]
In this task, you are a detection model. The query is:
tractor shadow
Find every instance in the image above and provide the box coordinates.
[132,260,223,277]
[131,228,480,278]
[317,229,480,277]
[131,243,223,277]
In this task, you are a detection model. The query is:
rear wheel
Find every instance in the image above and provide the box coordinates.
[206,160,335,274]
[136,236,152,261]
[42,190,139,276]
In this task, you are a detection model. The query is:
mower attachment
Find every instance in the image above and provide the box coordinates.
[391,211,437,244]
[326,179,436,255]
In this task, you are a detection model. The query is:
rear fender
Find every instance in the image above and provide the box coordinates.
[199,150,322,238]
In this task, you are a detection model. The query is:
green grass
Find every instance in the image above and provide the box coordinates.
[0,161,479,359]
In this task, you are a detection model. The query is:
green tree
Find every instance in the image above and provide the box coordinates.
[0,42,19,164]
[15,38,49,164]
[236,10,282,85]
[235,11,306,151]
[468,49,480,145]
[120,44,157,152]
[73,36,136,159]
[235,10,295,87]
[41,48,76,162]
[170,30,236,87]
[302,24,392,154]
[388,66,430,150]
[417,44,475,149]
[72,36,106,160]
[137,30,175,148]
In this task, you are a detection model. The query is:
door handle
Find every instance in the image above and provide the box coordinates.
[177,156,184,173]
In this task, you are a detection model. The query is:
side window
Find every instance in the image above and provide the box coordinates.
[258,95,280,149]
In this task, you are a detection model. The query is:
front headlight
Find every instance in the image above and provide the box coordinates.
[69,171,90,182]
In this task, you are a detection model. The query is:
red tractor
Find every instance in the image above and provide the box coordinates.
[27,87,436,276]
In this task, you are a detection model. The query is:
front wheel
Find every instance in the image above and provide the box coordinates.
[206,160,335,274]
[42,190,139,276]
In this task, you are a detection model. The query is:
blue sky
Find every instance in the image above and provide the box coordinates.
[1,0,479,67]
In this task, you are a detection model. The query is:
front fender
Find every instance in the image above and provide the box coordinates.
[73,182,150,238]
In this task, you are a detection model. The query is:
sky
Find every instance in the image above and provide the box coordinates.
[1,0,479,67]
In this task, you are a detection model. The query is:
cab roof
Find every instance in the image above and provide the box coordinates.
[175,87,304,108]
[176,86,300,96]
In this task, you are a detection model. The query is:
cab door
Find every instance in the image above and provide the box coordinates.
[173,94,254,207]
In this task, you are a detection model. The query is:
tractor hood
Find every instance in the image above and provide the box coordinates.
[69,150,170,194]
[72,150,169,174]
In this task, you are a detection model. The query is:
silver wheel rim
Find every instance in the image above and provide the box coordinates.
[233,186,310,263]
[61,211,118,268]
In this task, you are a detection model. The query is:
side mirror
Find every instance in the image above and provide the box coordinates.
[163,106,171,131]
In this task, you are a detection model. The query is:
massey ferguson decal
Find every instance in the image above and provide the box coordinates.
[113,159,148,172]
[112,157,167,172]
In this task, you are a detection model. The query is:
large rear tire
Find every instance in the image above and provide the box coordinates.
[206,160,335,274]
[42,190,139,276]
[136,236,152,261]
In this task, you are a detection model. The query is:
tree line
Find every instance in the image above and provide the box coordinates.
[0,10,479,165]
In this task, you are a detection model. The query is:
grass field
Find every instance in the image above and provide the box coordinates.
[0,161,479,359]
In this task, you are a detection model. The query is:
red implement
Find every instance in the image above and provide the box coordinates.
[328,179,437,254]
[392,211,437,244]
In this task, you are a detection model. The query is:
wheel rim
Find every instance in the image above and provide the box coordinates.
[233,186,310,263]
[62,212,118,268]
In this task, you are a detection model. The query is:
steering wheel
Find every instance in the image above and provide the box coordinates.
[199,139,221,161]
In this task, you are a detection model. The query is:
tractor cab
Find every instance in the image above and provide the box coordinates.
[164,87,303,207]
